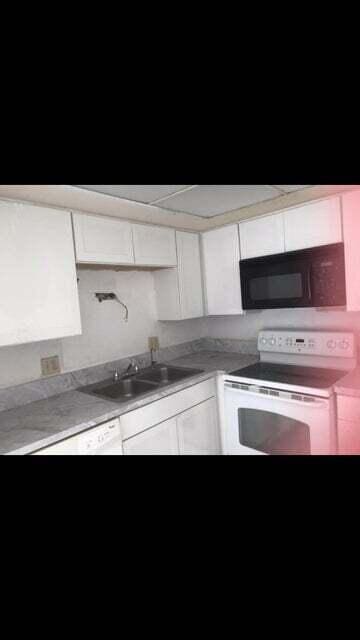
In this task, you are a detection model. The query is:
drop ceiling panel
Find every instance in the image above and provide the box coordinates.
[158,185,281,217]
[274,185,311,193]
[76,185,190,204]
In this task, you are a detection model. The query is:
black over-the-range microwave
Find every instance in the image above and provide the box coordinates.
[240,242,346,310]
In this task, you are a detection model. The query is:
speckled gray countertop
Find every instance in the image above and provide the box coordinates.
[0,351,258,455]
[334,368,360,398]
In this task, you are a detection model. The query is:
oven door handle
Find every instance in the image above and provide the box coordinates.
[224,382,328,409]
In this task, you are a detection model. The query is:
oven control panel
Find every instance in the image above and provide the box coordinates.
[258,330,355,357]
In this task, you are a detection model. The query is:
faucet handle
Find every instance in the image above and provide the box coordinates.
[124,360,140,376]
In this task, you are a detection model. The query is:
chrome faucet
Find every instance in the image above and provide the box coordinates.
[122,359,140,378]
[112,360,139,382]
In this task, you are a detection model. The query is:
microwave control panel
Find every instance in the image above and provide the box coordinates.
[258,330,355,358]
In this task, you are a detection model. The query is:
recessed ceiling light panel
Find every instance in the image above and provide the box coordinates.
[75,185,191,204]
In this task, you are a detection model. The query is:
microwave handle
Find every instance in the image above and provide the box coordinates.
[307,265,312,300]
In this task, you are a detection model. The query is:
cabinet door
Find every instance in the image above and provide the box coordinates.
[239,213,285,259]
[120,378,216,441]
[0,202,82,347]
[202,225,243,316]
[153,232,204,321]
[284,197,342,251]
[177,398,220,455]
[338,419,360,455]
[177,231,204,319]
[72,213,134,264]
[122,418,179,455]
[342,191,360,311]
[133,224,177,266]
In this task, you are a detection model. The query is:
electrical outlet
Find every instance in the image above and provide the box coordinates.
[41,355,61,377]
[148,336,160,351]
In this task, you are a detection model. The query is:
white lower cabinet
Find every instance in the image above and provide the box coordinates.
[337,394,360,454]
[121,378,220,455]
[337,419,360,455]
[122,418,179,455]
[177,398,220,455]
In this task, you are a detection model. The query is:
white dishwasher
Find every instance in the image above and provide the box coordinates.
[32,419,123,455]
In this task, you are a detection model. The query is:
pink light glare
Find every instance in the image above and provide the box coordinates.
[336,190,360,453]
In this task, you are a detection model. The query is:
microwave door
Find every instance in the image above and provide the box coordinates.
[241,258,311,310]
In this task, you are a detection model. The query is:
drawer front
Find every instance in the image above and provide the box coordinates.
[338,419,360,455]
[120,378,216,441]
[337,395,360,422]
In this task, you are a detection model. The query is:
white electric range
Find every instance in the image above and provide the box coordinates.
[224,330,357,455]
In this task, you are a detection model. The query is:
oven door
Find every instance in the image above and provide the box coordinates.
[224,382,335,455]
[240,252,311,310]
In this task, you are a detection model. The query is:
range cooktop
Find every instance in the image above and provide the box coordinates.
[229,362,345,390]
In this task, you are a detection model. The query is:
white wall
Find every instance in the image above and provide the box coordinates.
[1,267,359,390]
[206,308,360,343]
[0,269,206,388]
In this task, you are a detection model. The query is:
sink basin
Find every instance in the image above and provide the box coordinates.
[79,377,157,402]
[78,364,204,403]
[137,364,204,385]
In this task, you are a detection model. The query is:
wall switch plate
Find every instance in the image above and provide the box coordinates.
[41,355,61,377]
[148,336,160,351]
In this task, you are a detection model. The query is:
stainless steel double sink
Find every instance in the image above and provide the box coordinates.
[78,364,204,403]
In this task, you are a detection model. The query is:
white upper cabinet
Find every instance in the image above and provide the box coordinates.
[154,232,203,321]
[132,224,177,267]
[73,215,177,267]
[239,213,285,259]
[72,213,134,265]
[283,197,342,252]
[202,225,243,316]
[342,190,360,311]
[177,231,204,319]
[0,202,81,347]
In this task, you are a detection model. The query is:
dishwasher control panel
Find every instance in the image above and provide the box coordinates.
[77,419,122,455]
[33,419,123,455]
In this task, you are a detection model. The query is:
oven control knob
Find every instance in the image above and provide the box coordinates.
[260,337,268,345]
[269,338,276,346]
[340,340,349,350]
[327,340,336,350]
